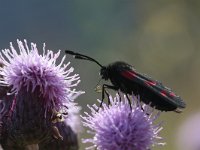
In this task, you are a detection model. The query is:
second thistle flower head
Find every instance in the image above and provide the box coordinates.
[0,40,84,110]
[82,94,165,150]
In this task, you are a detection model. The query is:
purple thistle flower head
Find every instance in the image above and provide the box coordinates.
[0,40,84,145]
[0,39,84,110]
[82,94,165,150]
[176,112,200,150]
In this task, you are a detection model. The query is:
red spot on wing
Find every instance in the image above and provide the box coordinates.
[160,90,167,97]
[169,92,176,97]
[121,71,136,79]
[145,80,156,86]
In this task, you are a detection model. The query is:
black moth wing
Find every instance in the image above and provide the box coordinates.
[109,62,186,111]
[121,70,186,111]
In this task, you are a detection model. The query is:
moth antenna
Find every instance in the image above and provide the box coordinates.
[65,50,75,55]
[65,50,104,68]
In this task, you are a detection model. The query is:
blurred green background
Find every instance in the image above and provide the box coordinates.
[0,1,199,149]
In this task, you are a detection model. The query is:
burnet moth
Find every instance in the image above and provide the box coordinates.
[65,50,186,112]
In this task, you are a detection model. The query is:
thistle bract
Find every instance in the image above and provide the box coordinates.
[82,94,165,150]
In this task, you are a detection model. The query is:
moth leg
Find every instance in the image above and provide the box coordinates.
[104,89,110,105]
[98,84,118,110]
[125,94,132,110]
[118,91,122,102]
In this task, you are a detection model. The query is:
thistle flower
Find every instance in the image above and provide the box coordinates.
[0,40,83,110]
[64,101,82,134]
[82,94,164,150]
[0,40,84,146]
[176,112,200,150]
